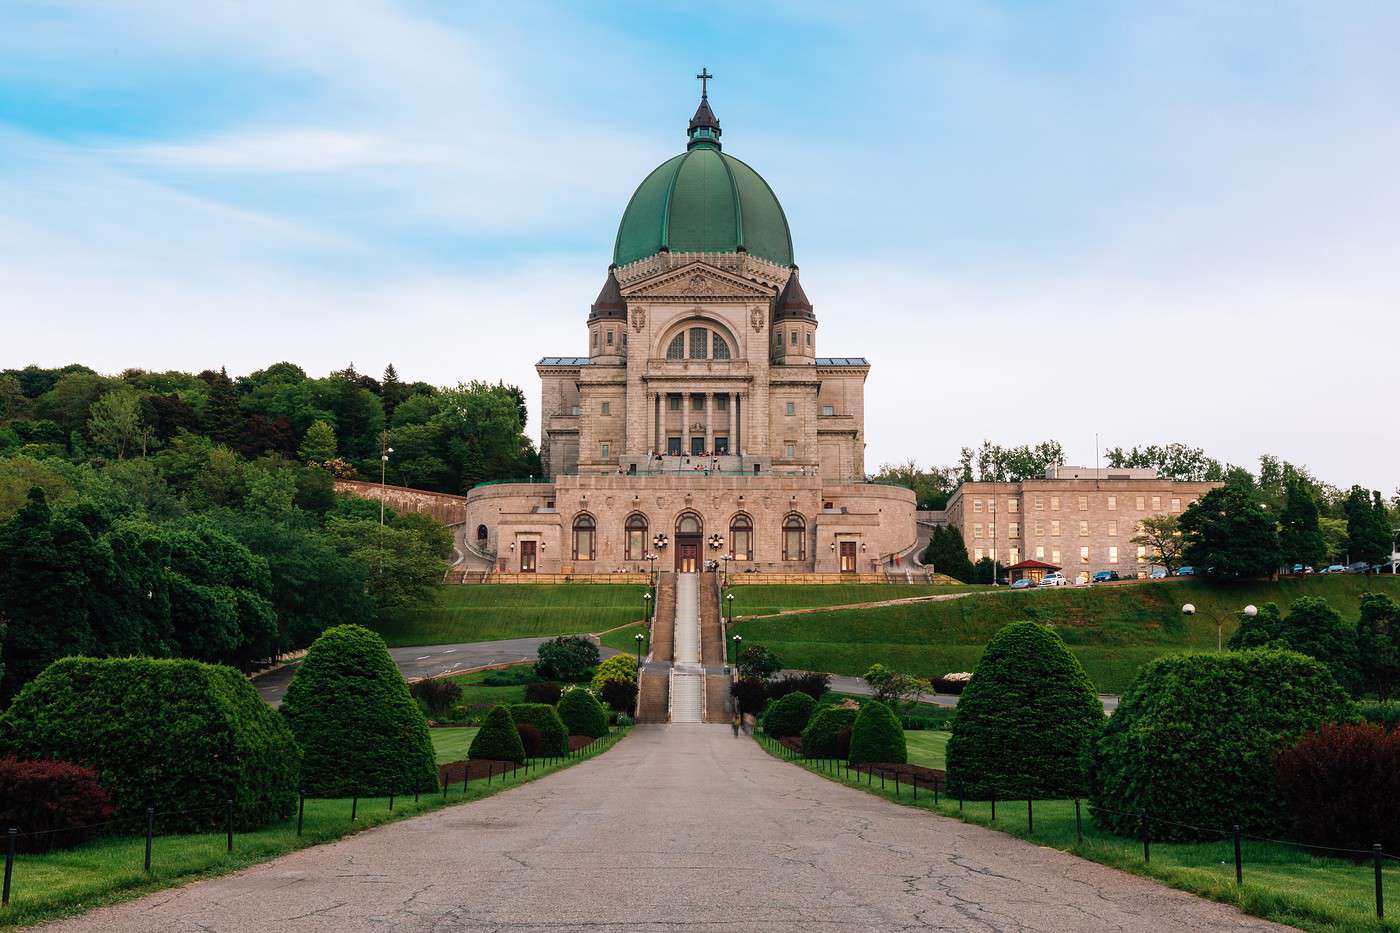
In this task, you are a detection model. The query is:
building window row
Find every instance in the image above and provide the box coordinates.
[569,512,804,562]
[666,327,731,361]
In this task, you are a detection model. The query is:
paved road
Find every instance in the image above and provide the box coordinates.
[253,638,622,705]
[810,672,1121,713]
[43,726,1291,932]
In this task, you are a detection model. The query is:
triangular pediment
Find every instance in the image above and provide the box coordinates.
[620,261,777,302]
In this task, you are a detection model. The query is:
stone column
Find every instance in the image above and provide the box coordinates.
[704,392,714,455]
[682,393,690,457]
[654,392,661,455]
[728,391,737,456]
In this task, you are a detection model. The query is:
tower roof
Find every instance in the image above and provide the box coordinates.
[772,266,815,322]
[588,268,626,321]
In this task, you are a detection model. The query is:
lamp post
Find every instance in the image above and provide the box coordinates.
[1183,602,1257,652]
[731,633,742,670]
[635,632,645,667]
[378,439,394,576]
[642,590,652,625]
[726,591,735,630]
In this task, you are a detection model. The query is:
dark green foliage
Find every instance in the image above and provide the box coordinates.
[848,699,907,765]
[1345,486,1393,565]
[0,657,300,831]
[762,691,816,738]
[411,678,463,718]
[0,756,115,852]
[557,688,609,738]
[1178,471,1282,580]
[1279,478,1326,570]
[1228,598,1362,697]
[509,703,568,756]
[280,625,437,797]
[945,622,1103,799]
[524,681,562,705]
[923,524,974,582]
[736,643,782,680]
[481,665,540,687]
[972,557,1000,585]
[1357,594,1400,700]
[199,368,245,446]
[1091,649,1357,841]
[766,671,829,703]
[1358,700,1400,730]
[469,705,525,762]
[599,679,637,713]
[801,706,857,757]
[533,635,599,682]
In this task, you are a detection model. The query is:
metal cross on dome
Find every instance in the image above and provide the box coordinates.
[696,67,713,99]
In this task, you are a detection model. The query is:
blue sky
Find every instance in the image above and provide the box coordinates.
[1,1,1396,490]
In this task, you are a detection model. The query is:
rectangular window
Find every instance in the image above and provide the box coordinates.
[790,331,798,346]
[1051,496,1061,511]
[821,405,834,416]
[1171,497,1181,512]
[1009,522,1020,537]
[806,332,812,345]
[1079,520,1089,536]
[1035,521,1044,536]
[1051,548,1061,564]
[600,401,610,416]
[606,330,613,345]
[592,331,598,346]
[1080,546,1090,563]
[786,401,796,416]
[775,330,782,346]
[714,436,729,455]
[1152,495,1161,511]
[1051,520,1061,536]
[987,498,996,513]
[1109,546,1118,564]
[973,523,983,538]
[714,395,728,411]
[988,524,996,539]
[667,436,682,455]
[1137,545,1147,561]
[601,443,610,459]
[1009,499,1019,513]
[690,329,708,359]
[1107,496,1117,511]
[1078,495,1088,511]
[1010,546,1020,564]
[785,442,796,459]
[1035,496,1044,511]
[973,499,983,513]
[1108,521,1118,537]
[974,548,984,561]
[691,393,705,410]
[1136,496,1145,510]
[669,395,681,411]
[1036,545,1045,559]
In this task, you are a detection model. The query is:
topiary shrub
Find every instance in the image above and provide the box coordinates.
[730,678,768,716]
[945,622,1103,799]
[0,657,299,831]
[469,706,525,762]
[515,723,542,758]
[410,678,462,719]
[848,700,906,765]
[767,672,830,703]
[509,703,568,756]
[1276,722,1400,852]
[801,706,857,757]
[280,624,438,797]
[534,636,599,682]
[525,681,563,705]
[0,757,115,852]
[762,691,816,738]
[1358,700,1400,731]
[600,679,638,713]
[591,654,638,693]
[1092,649,1357,841]
[557,687,609,738]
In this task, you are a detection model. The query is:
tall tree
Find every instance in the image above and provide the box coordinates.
[299,420,338,462]
[87,388,147,459]
[1103,443,1225,482]
[923,524,974,582]
[1357,594,1400,700]
[1178,470,1281,579]
[1345,486,1390,564]
[1228,597,1362,697]
[1278,477,1327,570]
[958,439,1065,482]
[1130,513,1185,574]
[200,368,245,446]
[380,364,407,422]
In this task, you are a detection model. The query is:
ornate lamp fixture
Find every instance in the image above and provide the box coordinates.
[652,532,670,550]
[708,533,725,551]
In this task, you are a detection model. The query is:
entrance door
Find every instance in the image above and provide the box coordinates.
[676,537,700,573]
[520,540,537,573]
[840,541,857,573]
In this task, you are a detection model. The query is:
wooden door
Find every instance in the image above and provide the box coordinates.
[677,539,699,573]
[840,541,857,573]
[520,540,537,573]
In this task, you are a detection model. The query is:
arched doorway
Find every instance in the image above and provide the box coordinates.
[675,512,702,572]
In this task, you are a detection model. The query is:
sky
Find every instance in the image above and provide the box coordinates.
[1,1,1397,491]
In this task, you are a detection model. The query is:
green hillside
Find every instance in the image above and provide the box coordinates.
[374,584,648,647]
[731,576,1400,694]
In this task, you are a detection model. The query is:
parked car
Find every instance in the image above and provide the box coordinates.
[1347,561,1373,574]
[1040,572,1069,587]
[1149,568,1167,579]
[1091,570,1122,583]
[1009,577,1036,589]
[1324,564,1346,574]
[1176,566,1195,576]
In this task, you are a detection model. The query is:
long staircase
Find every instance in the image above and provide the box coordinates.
[668,574,705,723]
[637,571,732,725]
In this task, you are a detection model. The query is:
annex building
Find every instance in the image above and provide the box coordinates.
[462,82,920,576]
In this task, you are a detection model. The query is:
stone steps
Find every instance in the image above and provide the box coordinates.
[669,671,704,723]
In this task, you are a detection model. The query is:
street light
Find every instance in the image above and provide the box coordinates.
[731,633,742,670]
[634,631,645,667]
[642,590,652,625]
[1183,602,1258,651]
[378,440,394,575]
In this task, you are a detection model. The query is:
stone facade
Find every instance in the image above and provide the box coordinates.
[940,467,1220,582]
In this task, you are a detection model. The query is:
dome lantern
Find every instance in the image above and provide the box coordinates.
[687,67,721,151]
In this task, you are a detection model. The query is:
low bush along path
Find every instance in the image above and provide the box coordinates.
[43,726,1289,932]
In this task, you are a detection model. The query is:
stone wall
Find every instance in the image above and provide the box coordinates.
[335,480,467,525]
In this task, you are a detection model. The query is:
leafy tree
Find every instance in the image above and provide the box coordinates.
[1130,514,1185,574]
[237,414,296,460]
[280,624,438,796]
[508,703,568,756]
[1228,597,1361,695]
[145,394,200,442]
[872,459,956,510]
[736,643,782,680]
[1345,486,1391,565]
[958,439,1065,483]
[199,368,245,446]
[922,524,974,582]
[591,654,638,692]
[972,556,999,584]
[325,515,445,611]
[0,374,29,421]
[801,706,857,757]
[299,420,338,462]
[35,371,113,439]
[1178,471,1281,579]
[1278,477,1326,569]
[1357,594,1400,700]
[861,663,923,711]
[534,635,600,682]
[946,622,1102,799]
[1103,442,1225,482]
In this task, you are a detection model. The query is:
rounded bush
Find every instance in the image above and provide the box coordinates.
[1276,722,1400,852]
[801,706,857,757]
[534,636,600,682]
[591,654,638,692]
[509,703,568,756]
[558,687,609,738]
[762,691,816,738]
[848,700,907,765]
[600,679,637,713]
[1092,649,1356,841]
[0,657,299,831]
[469,706,526,763]
[0,756,115,852]
[525,681,563,705]
[946,622,1103,799]
[280,624,438,797]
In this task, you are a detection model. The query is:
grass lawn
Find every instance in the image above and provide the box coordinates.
[758,734,1400,933]
[727,583,979,617]
[373,584,649,648]
[599,622,648,655]
[734,576,1400,694]
[0,729,631,929]
[429,726,479,764]
[904,731,949,770]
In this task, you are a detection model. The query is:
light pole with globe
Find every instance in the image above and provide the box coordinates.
[731,633,743,670]
[1182,602,1258,651]
[635,631,645,667]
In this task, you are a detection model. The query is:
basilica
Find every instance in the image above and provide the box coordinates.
[463,80,919,575]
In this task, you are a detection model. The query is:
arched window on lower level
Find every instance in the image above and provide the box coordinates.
[625,513,647,561]
[572,514,595,561]
[782,514,806,562]
[476,524,488,541]
[730,514,752,561]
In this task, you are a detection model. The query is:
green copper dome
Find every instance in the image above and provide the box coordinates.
[612,94,794,268]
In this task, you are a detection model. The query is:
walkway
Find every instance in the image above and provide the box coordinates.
[42,727,1291,932]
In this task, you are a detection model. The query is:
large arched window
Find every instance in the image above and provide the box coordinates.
[677,513,702,535]
[662,324,736,362]
[782,514,806,562]
[666,333,685,359]
[689,327,708,359]
[572,514,595,561]
[712,335,731,359]
[625,513,647,561]
[730,513,753,561]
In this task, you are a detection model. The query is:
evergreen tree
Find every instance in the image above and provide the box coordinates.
[299,420,338,462]
[1345,486,1390,564]
[380,364,407,422]
[923,524,974,582]
[200,367,244,446]
[1357,594,1400,700]
[1279,477,1326,570]
[1178,470,1281,579]
[1228,597,1362,697]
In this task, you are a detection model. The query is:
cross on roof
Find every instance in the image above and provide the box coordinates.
[696,67,713,99]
